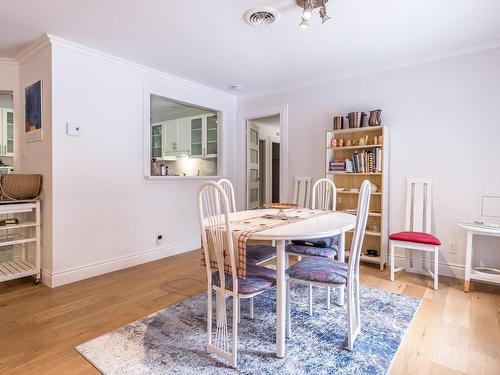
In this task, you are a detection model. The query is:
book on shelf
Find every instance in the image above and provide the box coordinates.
[329,160,346,172]
[329,148,383,174]
[351,148,382,173]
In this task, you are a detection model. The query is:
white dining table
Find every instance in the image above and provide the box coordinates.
[230,209,356,358]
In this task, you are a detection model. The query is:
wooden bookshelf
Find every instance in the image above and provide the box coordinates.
[325,125,389,270]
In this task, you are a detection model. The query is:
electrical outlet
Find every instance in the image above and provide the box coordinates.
[156,233,163,245]
[449,242,457,254]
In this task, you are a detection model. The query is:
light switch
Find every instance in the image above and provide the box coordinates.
[66,122,81,136]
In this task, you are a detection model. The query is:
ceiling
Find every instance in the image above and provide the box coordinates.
[2,0,500,96]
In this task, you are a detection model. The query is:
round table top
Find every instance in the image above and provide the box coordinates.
[458,222,500,235]
[230,209,356,241]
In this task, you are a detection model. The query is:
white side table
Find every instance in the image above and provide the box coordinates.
[459,222,500,292]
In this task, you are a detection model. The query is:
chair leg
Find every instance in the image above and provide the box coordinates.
[308,284,313,316]
[232,295,239,368]
[249,297,254,319]
[286,279,291,338]
[207,289,213,348]
[434,246,439,290]
[347,284,354,351]
[237,296,241,324]
[390,241,395,281]
[327,287,331,310]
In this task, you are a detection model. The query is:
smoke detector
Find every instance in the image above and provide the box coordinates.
[244,7,280,27]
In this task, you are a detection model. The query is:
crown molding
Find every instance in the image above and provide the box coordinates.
[45,34,235,102]
[238,39,500,100]
[15,34,51,64]
[0,57,17,65]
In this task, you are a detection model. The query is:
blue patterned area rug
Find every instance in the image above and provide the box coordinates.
[76,285,420,374]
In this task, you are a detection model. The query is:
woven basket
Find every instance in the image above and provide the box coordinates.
[0,174,42,201]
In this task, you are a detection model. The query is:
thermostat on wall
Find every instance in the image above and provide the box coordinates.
[66,122,81,136]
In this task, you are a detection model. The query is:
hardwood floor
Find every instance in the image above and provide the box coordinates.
[0,250,499,374]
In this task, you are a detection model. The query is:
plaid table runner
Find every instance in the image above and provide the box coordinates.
[202,209,328,279]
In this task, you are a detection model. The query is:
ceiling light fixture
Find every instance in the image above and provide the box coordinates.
[319,5,331,24]
[299,18,310,30]
[296,0,331,29]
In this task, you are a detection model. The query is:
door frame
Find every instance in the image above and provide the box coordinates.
[236,104,288,210]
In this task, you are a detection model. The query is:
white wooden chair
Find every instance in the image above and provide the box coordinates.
[292,177,312,208]
[217,178,276,266]
[389,178,441,290]
[217,178,237,213]
[198,181,277,367]
[286,180,372,350]
[287,178,339,313]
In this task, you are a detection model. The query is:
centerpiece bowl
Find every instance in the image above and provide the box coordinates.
[264,203,299,219]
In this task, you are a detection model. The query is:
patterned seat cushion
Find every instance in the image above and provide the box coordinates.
[212,265,275,295]
[246,245,276,265]
[292,235,340,248]
[247,264,276,283]
[286,243,337,258]
[286,257,348,285]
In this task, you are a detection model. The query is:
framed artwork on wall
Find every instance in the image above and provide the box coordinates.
[25,80,42,142]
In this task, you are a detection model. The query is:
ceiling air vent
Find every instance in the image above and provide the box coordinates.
[244,7,280,27]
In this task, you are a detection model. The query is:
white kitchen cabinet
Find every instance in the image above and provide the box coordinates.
[0,108,14,157]
[190,114,218,159]
[151,123,163,158]
[163,119,190,155]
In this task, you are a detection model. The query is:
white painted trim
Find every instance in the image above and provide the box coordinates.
[44,239,200,288]
[0,58,18,65]
[236,104,288,210]
[238,39,500,100]
[15,34,52,64]
[42,34,233,100]
[393,254,465,280]
[144,175,224,184]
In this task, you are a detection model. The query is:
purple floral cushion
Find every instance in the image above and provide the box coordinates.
[286,244,337,258]
[247,264,276,283]
[212,265,275,295]
[292,235,340,248]
[286,257,348,285]
[246,245,276,265]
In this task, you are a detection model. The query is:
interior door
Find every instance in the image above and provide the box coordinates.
[247,123,260,210]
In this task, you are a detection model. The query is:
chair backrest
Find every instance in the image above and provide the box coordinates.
[217,178,237,213]
[311,178,337,211]
[405,178,432,234]
[348,180,372,279]
[198,181,237,293]
[292,177,312,208]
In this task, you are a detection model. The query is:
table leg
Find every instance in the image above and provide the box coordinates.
[338,232,345,306]
[275,239,286,358]
[464,231,473,293]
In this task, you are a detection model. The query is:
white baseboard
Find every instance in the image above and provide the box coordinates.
[44,239,200,288]
[393,255,465,280]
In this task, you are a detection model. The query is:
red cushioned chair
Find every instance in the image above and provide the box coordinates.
[389,178,441,290]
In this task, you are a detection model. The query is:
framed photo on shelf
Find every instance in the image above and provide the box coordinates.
[25,80,43,142]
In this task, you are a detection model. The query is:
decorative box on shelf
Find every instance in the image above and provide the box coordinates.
[325,125,389,270]
[0,201,41,284]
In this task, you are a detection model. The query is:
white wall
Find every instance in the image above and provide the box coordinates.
[47,37,236,286]
[238,47,500,277]
[17,41,54,278]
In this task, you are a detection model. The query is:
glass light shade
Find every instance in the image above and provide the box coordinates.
[299,18,309,29]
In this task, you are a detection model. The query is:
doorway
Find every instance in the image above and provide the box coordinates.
[246,115,281,209]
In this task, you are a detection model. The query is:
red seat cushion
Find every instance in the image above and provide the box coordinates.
[389,231,441,246]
